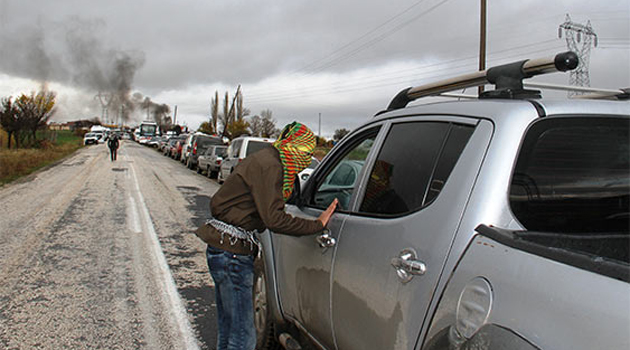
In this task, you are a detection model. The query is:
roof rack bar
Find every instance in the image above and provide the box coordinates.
[386,51,578,111]
[523,82,626,95]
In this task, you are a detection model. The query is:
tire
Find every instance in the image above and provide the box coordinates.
[196,164,202,174]
[206,166,213,178]
[209,169,218,179]
[254,254,282,350]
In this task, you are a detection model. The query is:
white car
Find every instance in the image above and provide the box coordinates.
[298,157,320,187]
[218,136,274,183]
[83,133,99,145]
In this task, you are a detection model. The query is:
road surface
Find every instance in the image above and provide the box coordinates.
[0,141,221,349]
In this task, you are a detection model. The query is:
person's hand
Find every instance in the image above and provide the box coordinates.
[318,198,339,227]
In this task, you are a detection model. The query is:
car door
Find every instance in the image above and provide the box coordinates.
[330,117,493,350]
[274,125,383,350]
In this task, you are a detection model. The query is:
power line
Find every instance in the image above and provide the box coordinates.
[246,40,562,103]
[303,0,452,75]
[294,0,431,74]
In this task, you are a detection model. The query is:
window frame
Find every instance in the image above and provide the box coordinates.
[355,120,475,218]
[300,124,386,213]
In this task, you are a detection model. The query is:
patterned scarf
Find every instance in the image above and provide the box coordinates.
[273,122,316,201]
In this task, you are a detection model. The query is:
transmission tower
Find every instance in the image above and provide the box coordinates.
[558,14,598,96]
[94,92,113,124]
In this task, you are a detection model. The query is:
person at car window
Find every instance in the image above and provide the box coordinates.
[196,122,338,350]
[107,135,119,161]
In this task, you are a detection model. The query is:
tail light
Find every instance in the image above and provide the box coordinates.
[193,142,197,155]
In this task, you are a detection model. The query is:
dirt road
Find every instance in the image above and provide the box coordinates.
[0,141,221,349]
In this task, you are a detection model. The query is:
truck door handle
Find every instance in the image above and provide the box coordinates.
[391,248,426,283]
[316,229,336,248]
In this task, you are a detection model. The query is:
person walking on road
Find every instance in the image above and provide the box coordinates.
[107,135,119,161]
[196,122,338,350]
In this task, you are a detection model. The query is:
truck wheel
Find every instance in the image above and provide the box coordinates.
[196,165,202,174]
[254,255,281,350]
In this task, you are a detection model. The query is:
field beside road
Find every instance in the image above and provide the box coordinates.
[0,130,83,185]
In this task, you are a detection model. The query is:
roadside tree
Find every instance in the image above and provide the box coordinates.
[228,118,250,139]
[15,91,57,147]
[333,128,350,141]
[0,97,20,149]
[198,121,214,134]
[259,109,278,138]
[249,115,263,136]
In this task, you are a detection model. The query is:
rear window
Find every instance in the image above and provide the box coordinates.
[510,116,629,264]
[246,141,272,156]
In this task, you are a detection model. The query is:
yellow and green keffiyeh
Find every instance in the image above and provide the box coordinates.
[274,122,316,201]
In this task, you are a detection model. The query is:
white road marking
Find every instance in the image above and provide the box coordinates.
[126,159,200,350]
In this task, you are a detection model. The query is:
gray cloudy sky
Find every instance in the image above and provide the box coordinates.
[0,0,628,137]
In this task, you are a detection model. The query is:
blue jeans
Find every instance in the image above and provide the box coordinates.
[206,245,256,350]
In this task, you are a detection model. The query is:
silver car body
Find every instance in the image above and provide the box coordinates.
[259,98,629,350]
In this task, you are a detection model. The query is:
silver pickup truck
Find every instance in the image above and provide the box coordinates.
[253,52,630,350]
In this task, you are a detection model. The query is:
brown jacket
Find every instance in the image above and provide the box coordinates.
[211,146,323,236]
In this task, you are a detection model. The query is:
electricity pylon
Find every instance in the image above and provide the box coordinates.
[559,14,598,96]
[95,92,113,124]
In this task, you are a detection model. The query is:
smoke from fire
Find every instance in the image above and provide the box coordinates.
[0,16,166,125]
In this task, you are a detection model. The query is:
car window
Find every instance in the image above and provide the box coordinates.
[310,127,380,210]
[215,146,227,156]
[509,117,629,264]
[246,140,272,156]
[359,122,473,217]
[229,140,242,158]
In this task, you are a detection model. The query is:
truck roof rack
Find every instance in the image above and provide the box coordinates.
[439,83,630,101]
[384,51,579,112]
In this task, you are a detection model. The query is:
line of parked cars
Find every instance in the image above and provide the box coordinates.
[155,133,287,183]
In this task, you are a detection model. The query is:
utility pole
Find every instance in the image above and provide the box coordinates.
[173,105,178,125]
[478,0,487,96]
[559,14,597,96]
[318,113,321,140]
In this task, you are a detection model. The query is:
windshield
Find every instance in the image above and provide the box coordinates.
[140,124,157,136]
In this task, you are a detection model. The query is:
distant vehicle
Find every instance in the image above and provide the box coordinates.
[197,145,227,178]
[218,136,274,183]
[83,133,99,145]
[186,134,224,170]
[138,121,158,145]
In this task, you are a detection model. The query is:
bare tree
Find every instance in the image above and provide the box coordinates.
[260,109,278,138]
[248,115,263,137]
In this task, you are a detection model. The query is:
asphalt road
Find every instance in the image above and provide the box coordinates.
[0,141,221,350]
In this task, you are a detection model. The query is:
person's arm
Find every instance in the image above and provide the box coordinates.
[247,158,334,236]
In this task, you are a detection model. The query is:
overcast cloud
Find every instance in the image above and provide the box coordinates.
[0,0,628,137]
